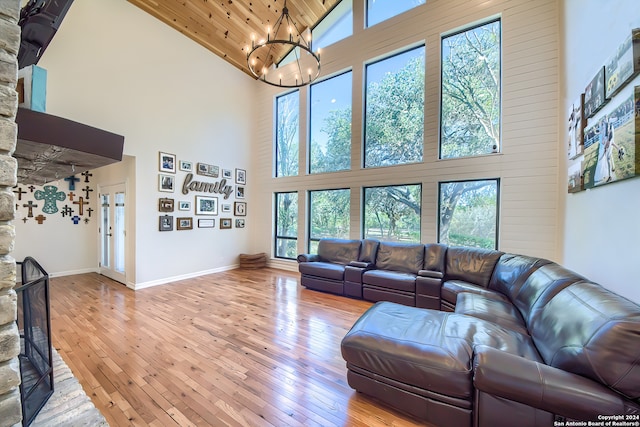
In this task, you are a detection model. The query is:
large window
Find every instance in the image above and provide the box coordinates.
[309,189,350,253]
[438,179,499,249]
[366,0,425,28]
[313,0,353,50]
[364,46,425,168]
[309,71,352,174]
[276,91,299,177]
[275,192,298,259]
[440,20,501,159]
[363,184,421,242]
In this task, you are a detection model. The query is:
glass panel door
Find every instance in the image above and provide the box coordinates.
[99,184,126,285]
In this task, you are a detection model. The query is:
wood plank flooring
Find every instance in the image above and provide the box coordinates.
[48,269,428,426]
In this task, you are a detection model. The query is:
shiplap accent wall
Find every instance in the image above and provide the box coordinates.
[250,0,560,271]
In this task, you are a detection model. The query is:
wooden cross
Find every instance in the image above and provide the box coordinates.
[13,187,26,200]
[28,185,35,193]
[81,171,93,182]
[64,175,80,190]
[61,205,74,217]
[34,214,46,224]
[71,215,81,224]
[22,217,28,223]
[86,207,94,217]
[68,191,76,201]
[73,197,89,215]
[82,186,94,199]
[23,201,37,217]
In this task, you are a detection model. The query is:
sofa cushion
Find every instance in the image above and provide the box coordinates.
[442,280,510,307]
[362,270,416,292]
[341,302,541,400]
[445,247,503,288]
[529,281,640,400]
[359,239,379,263]
[424,243,447,272]
[298,261,346,281]
[455,293,528,335]
[375,242,424,274]
[488,253,551,296]
[317,239,361,265]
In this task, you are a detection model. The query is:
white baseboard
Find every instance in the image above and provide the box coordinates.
[133,264,239,290]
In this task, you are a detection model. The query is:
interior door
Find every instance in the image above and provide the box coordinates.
[99,184,127,285]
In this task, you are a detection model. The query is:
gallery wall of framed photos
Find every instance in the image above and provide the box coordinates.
[567,28,640,193]
[156,151,247,232]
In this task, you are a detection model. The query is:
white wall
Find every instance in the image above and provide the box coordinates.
[20,0,257,286]
[252,0,561,271]
[561,0,640,303]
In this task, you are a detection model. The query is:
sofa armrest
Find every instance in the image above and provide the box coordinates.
[473,345,631,420]
[348,261,374,269]
[297,254,320,263]
[418,269,443,279]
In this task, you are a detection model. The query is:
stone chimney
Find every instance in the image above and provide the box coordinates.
[0,1,22,426]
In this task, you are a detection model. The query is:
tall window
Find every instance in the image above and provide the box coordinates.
[438,179,499,249]
[309,71,352,174]
[364,46,425,168]
[366,0,426,28]
[275,192,298,259]
[440,19,501,159]
[313,0,353,50]
[309,189,350,253]
[363,184,421,242]
[276,91,299,177]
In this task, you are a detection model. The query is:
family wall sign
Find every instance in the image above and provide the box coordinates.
[181,173,234,199]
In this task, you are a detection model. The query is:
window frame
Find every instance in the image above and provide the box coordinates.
[439,18,502,160]
[437,178,501,250]
[275,90,300,178]
[363,45,426,169]
[362,183,422,243]
[307,188,351,252]
[274,191,299,260]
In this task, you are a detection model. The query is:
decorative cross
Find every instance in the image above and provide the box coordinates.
[13,187,26,200]
[34,185,66,214]
[22,217,28,223]
[71,215,81,224]
[86,207,94,217]
[64,175,80,190]
[28,185,35,193]
[81,171,93,182]
[82,186,94,199]
[23,201,37,217]
[73,197,89,215]
[68,191,76,201]
[61,205,74,217]
[34,214,46,224]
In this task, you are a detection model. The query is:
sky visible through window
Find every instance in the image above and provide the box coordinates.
[310,72,352,153]
[367,0,426,28]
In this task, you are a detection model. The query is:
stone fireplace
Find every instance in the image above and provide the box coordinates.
[0,1,22,426]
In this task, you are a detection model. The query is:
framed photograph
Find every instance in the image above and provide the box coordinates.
[235,168,246,184]
[198,218,215,228]
[179,160,193,172]
[234,201,247,216]
[584,67,607,119]
[236,186,245,199]
[177,217,193,230]
[222,169,233,179]
[159,198,174,212]
[178,201,191,211]
[159,215,173,231]
[196,162,219,177]
[159,152,176,173]
[195,195,218,215]
[235,218,245,228]
[221,203,231,213]
[220,218,232,229]
[159,174,175,192]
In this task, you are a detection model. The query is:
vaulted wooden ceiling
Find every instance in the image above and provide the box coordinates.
[127,0,341,79]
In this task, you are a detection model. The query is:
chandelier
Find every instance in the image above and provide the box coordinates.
[247,0,321,88]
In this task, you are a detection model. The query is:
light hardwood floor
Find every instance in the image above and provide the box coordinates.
[49,268,427,426]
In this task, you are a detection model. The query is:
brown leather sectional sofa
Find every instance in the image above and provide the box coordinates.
[297,238,640,426]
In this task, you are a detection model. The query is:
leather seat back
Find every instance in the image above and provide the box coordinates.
[529,281,640,400]
[375,242,424,274]
[444,246,503,288]
[424,243,447,272]
[359,239,380,264]
[317,239,361,265]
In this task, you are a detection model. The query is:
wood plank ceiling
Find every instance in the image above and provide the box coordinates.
[127,0,341,79]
